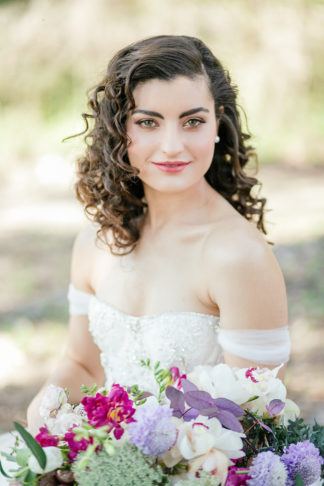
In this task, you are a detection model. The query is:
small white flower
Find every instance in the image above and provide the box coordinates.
[235,365,287,415]
[46,403,83,435]
[74,403,87,418]
[28,446,63,474]
[39,385,68,419]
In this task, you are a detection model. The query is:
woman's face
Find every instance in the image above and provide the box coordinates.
[126,75,218,193]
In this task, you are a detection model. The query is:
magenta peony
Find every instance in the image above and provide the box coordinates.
[81,384,136,439]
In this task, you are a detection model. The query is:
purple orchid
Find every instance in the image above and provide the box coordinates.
[166,378,245,433]
[266,399,285,417]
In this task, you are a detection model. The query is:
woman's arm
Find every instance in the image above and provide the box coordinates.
[205,224,289,380]
[27,225,105,434]
[27,315,105,434]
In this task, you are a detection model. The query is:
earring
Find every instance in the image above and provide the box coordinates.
[215,135,220,143]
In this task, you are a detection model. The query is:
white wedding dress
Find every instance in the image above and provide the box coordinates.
[0,285,290,484]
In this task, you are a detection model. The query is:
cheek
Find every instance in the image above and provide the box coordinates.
[191,136,215,162]
[127,131,157,161]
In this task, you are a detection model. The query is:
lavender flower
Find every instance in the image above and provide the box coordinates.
[128,400,177,456]
[247,451,287,486]
[281,440,323,486]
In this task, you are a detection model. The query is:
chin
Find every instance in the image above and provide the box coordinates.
[143,177,200,193]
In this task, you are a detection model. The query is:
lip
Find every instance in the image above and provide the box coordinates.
[152,161,191,173]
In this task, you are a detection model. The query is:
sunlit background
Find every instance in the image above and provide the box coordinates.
[0,0,323,432]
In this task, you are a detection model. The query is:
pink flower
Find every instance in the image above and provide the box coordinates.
[35,426,59,447]
[64,430,93,462]
[81,384,136,439]
[170,367,187,390]
[225,466,251,485]
[245,368,259,383]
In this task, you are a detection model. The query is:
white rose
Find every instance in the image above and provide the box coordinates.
[187,364,251,405]
[28,446,63,474]
[74,403,87,418]
[39,385,68,419]
[280,398,300,426]
[46,403,83,435]
[235,365,287,415]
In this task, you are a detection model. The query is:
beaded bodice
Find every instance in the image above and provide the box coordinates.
[88,295,222,394]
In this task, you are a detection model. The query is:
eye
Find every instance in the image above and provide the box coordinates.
[185,118,205,128]
[136,119,157,128]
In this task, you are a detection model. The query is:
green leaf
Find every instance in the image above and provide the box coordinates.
[89,384,98,394]
[0,451,16,462]
[16,447,31,467]
[136,399,147,405]
[0,459,12,478]
[13,422,46,470]
[22,469,37,485]
[295,473,305,485]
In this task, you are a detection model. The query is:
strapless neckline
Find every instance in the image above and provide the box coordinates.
[90,294,220,322]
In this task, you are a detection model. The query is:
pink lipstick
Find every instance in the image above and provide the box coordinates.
[152,161,191,173]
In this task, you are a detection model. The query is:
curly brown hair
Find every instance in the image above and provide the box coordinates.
[70,35,267,254]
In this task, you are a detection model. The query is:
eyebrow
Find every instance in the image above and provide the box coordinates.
[132,107,210,119]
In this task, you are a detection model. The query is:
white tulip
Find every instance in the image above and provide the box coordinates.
[187,364,251,405]
[28,446,63,474]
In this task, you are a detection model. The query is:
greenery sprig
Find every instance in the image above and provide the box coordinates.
[140,359,172,403]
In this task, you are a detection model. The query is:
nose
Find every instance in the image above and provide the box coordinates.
[160,126,184,157]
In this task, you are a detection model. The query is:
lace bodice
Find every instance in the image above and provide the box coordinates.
[88,295,222,394]
[68,284,290,393]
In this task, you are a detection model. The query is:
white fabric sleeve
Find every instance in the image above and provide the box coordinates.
[218,326,290,365]
[67,283,92,315]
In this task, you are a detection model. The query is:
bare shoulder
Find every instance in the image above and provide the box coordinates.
[204,214,278,273]
[70,223,102,293]
[203,215,288,330]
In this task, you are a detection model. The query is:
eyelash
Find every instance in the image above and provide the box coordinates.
[135,118,206,128]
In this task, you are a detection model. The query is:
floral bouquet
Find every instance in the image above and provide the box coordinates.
[1,361,323,486]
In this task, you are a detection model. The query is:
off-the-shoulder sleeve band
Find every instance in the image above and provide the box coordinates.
[68,284,92,315]
[218,326,290,365]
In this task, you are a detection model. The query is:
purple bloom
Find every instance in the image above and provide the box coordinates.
[166,380,244,431]
[281,440,323,485]
[128,401,177,456]
[247,451,288,486]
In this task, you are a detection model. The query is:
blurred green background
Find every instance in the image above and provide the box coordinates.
[0,0,323,432]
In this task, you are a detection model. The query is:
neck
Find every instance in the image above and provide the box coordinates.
[142,178,215,231]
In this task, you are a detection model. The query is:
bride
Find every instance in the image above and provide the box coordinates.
[1,35,290,470]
